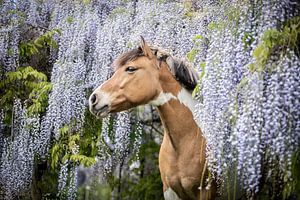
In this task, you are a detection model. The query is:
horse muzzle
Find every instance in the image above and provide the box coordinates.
[89,91,111,118]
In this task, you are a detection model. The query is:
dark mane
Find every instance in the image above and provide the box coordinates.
[113,46,199,90]
[166,57,199,90]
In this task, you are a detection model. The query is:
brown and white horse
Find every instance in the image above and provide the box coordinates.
[89,38,217,200]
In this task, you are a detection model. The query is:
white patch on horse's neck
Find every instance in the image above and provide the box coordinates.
[149,92,176,106]
[148,88,197,112]
[176,88,197,112]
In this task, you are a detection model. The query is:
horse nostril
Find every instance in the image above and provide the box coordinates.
[90,93,98,105]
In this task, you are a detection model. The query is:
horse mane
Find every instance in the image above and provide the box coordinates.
[113,46,199,91]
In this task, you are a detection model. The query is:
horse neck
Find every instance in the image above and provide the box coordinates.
[155,86,202,151]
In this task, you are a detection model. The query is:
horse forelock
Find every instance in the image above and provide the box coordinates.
[113,46,199,90]
[113,48,144,70]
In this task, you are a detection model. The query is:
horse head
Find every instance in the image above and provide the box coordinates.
[89,37,198,118]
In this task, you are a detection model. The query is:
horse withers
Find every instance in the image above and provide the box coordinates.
[89,37,217,200]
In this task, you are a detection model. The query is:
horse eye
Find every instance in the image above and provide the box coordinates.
[125,66,137,73]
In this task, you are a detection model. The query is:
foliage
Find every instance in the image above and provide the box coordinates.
[50,112,101,169]
[187,35,204,63]
[289,149,300,198]
[77,122,163,200]
[49,98,103,169]
[108,7,128,19]
[36,163,60,200]
[124,170,163,200]
[49,110,103,199]
[79,109,103,157]
[19,29,61,59]
[120,139,164,200]
[0,66,52,125]
[281,148,300,199]
[249,16,300,73]
[183,1,197,18]
[192,61,206,98]
[0,27,61,128]
[78,183,111,200]
[188,34,207,98]
[242,32,255,50]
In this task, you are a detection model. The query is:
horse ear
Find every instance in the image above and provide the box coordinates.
[140,36,154,59]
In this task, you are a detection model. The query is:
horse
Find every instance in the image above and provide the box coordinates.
[89,37,217,200]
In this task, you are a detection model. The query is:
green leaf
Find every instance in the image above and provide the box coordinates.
[60,125,70,135]
[66,16,74,23]
[192,34,204,42]
[62,154,70,163]
[53,28,62,35]
[51,144,61,169]
[187,49,199,62]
